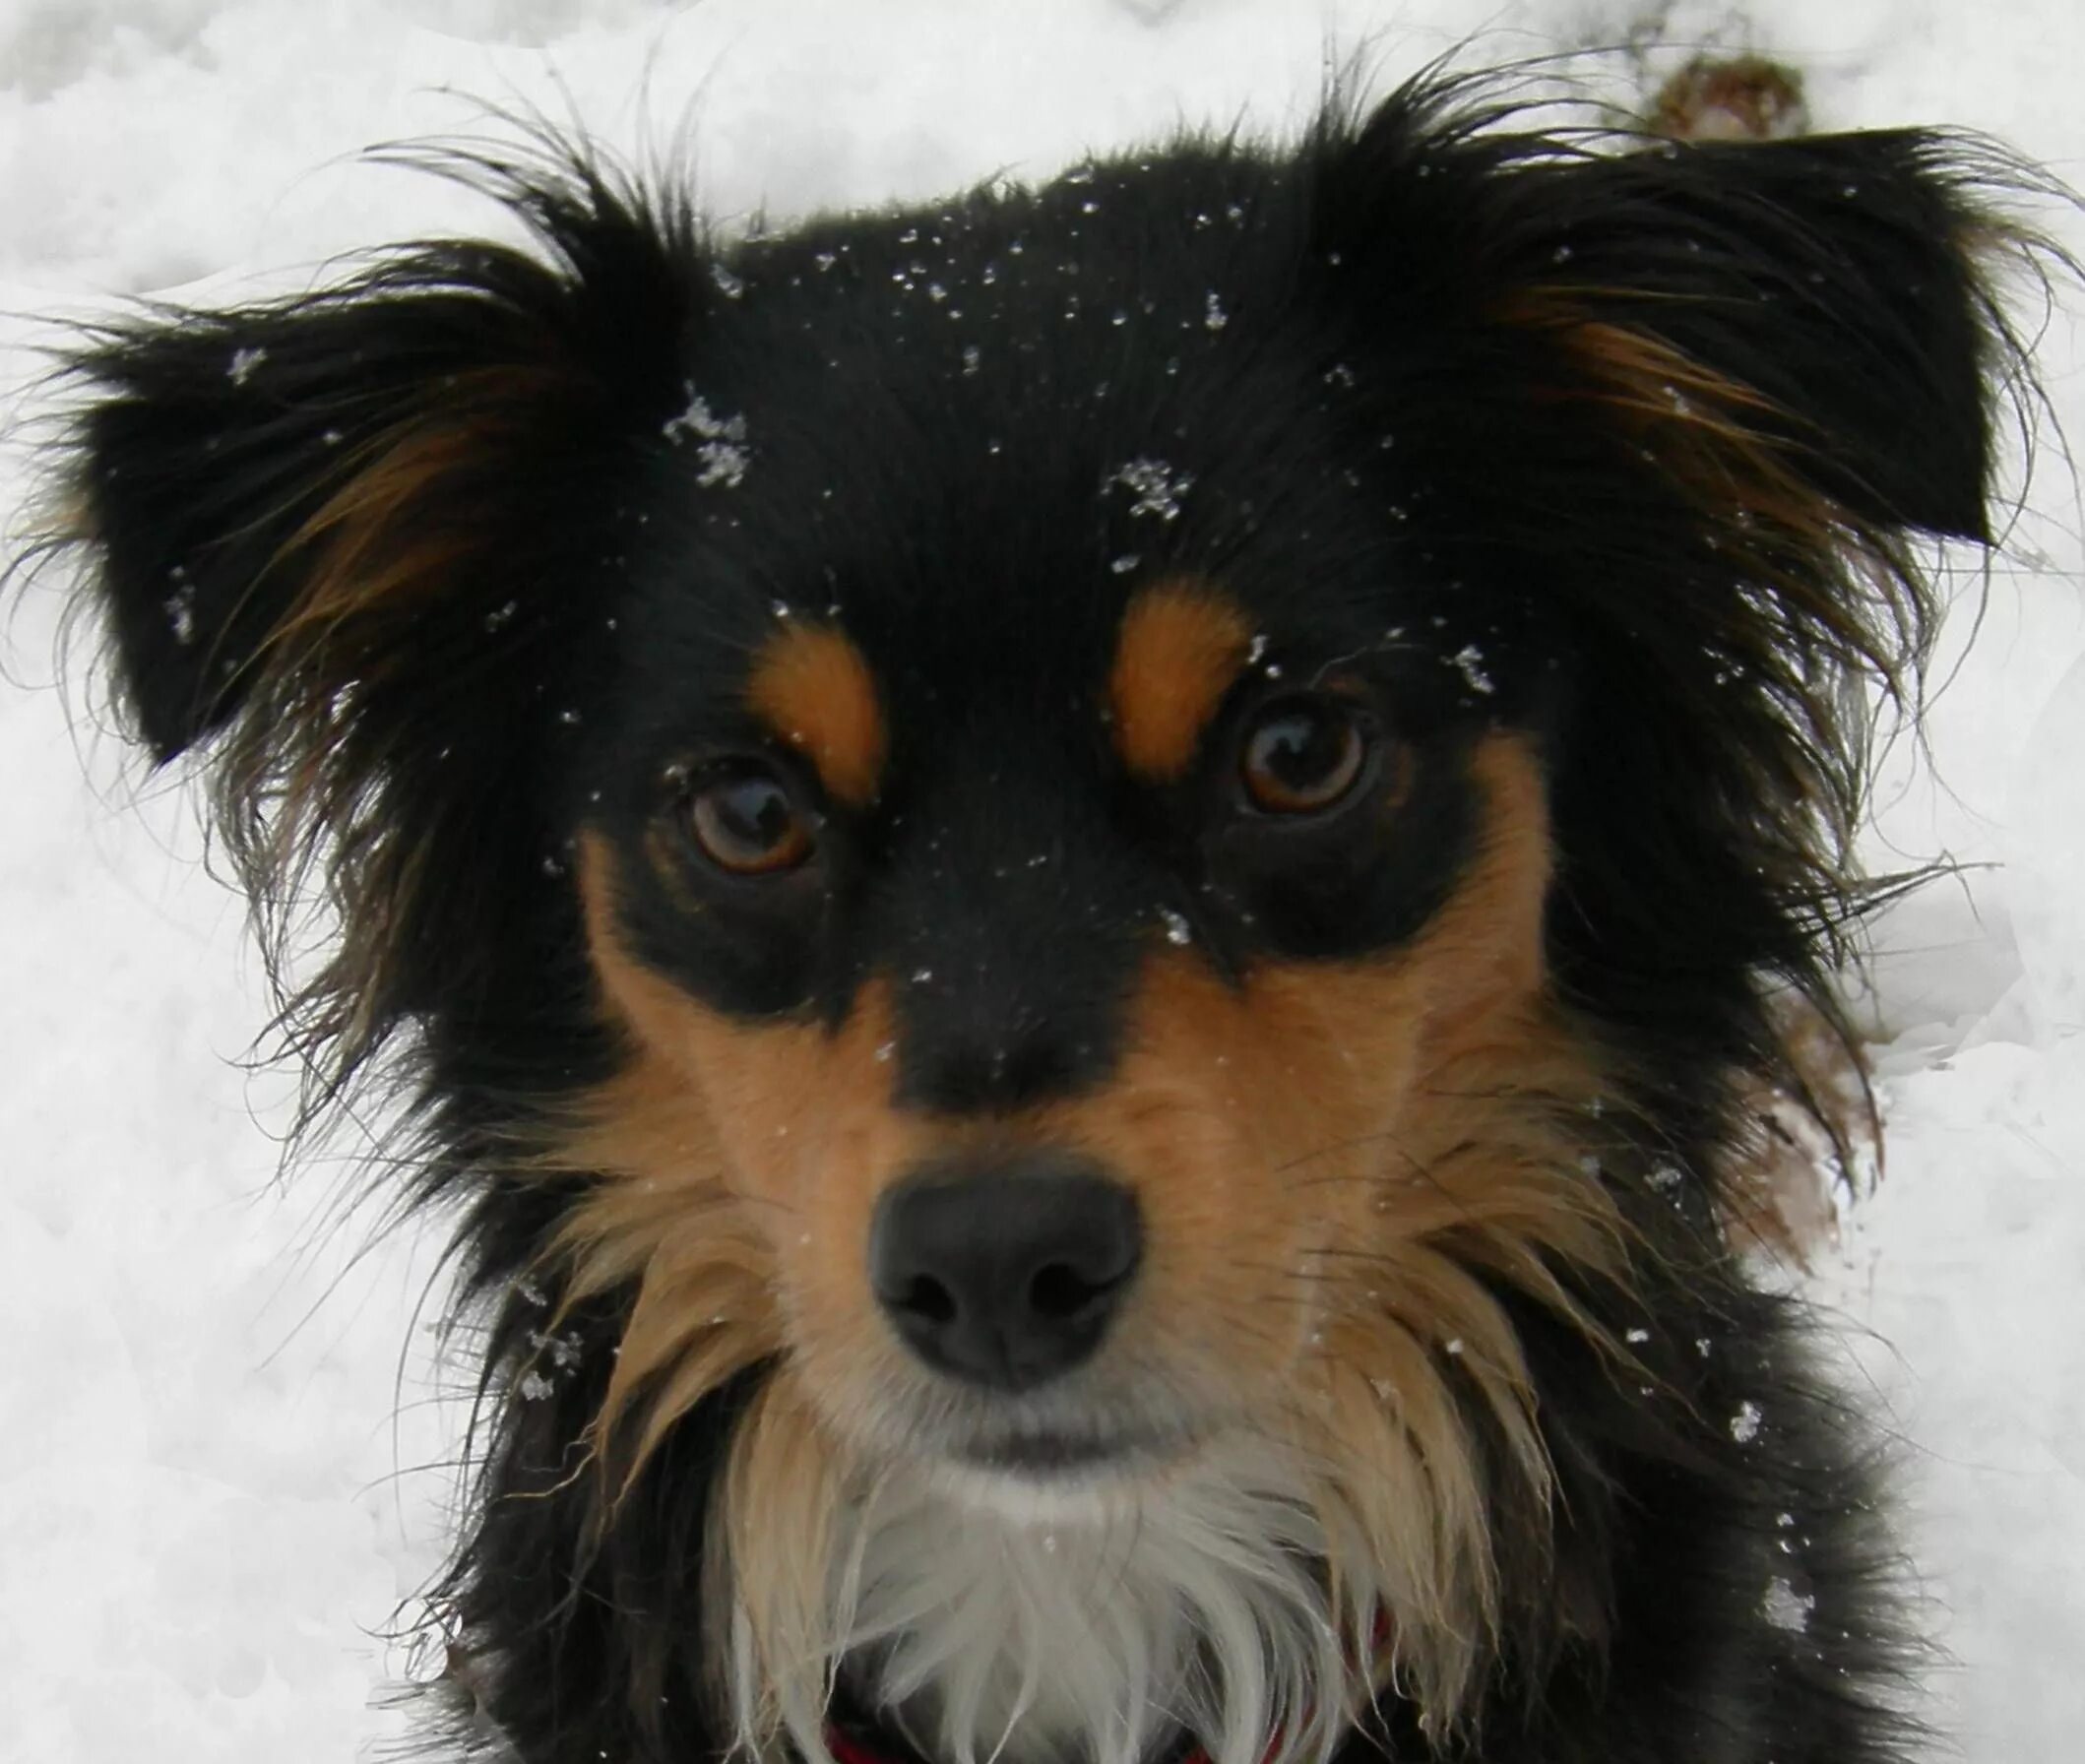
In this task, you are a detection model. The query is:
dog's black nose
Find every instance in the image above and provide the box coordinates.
[868,1155,1142,1392]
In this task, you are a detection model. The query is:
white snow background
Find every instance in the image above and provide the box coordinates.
[2,2,2081,1758]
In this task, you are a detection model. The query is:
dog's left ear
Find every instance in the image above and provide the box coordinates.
[1499,126,2012,544]
[1320,96,2027,549]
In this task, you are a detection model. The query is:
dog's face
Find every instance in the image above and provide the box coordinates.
[42,84,2017,1764]
[538,201,1614,1743]
[560,170,1574,1499]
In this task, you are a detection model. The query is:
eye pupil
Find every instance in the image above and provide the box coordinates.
[1258,716,1334,786]
[1240,700,1368,814]
[688,769,814,874]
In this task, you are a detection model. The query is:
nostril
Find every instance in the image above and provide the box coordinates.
[1028,1260,1107,1322]
[896,1273,958,1325]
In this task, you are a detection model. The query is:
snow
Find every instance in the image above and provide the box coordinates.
[662,387,752,486]
[1,2,2081,1759]
[1762,1574,1815,1633]
[1110,458,1195,524]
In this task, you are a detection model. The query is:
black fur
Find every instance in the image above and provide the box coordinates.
[29,74,2052,1764]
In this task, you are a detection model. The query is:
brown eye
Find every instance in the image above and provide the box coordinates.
[1239,697,1369,815]
[686,766,815,875]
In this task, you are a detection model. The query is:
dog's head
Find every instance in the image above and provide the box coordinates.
[42,80,2026,1764]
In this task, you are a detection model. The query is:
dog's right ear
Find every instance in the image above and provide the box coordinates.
[41,150,727,1087]
[58,151,704,760]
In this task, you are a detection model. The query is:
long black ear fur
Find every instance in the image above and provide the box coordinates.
[67,148,704,760]
[39,145,714,1103]
[1318,88,2032,551]
[1514,126,2010,543]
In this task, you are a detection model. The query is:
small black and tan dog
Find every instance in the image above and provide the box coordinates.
[33,72,2045,1764]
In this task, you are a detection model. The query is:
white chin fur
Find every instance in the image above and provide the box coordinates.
[749,1435,1369,1764]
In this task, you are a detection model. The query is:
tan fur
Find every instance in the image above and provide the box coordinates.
[270,366,579,664]
[1725,990,1876,1265]
[1108,580,1254,782]
[747,622,889,808]
[276,422,502,641]
[714,1371,853,1741]
[558,837,926,1486]
[1503,299,1907,702]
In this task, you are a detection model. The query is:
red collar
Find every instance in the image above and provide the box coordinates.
[824,1727,899,1764]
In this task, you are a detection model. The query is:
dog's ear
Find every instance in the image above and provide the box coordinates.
[63,156,701,760]
[50,151,709,1087]
[1318,93,2028,549]
[1497,126,2014,545]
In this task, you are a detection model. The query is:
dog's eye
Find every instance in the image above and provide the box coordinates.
[1238,697,1369,816]
[685,764,815,876]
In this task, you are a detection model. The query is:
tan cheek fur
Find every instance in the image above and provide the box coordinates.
[555,837,928,1484]
[1035,735,1598,1385]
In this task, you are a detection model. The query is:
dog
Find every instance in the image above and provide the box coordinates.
[29,70,2045,1764]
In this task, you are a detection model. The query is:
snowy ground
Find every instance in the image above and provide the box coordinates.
[2,3,2081,1760]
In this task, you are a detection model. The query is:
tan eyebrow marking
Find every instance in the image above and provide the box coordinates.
[746,622,887,807]
[1108,580,1254,782]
